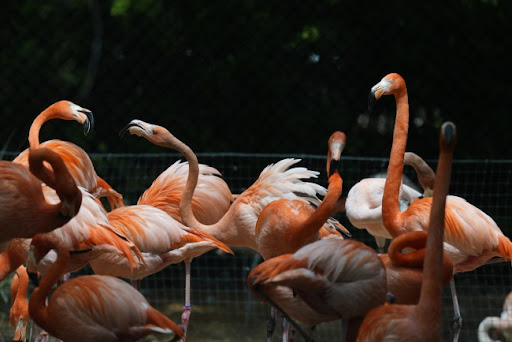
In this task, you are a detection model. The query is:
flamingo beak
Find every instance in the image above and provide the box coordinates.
[119,120,150,138]
[78,108,94,135]
[327,140,344,177]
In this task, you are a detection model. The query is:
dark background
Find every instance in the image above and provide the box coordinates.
[1,0,510,159]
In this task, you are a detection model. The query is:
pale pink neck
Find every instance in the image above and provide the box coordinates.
[382,91,409,237]
[162,137,245,248]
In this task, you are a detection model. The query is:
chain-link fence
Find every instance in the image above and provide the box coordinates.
[1,151,510,341]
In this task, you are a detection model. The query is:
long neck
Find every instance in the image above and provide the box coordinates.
[28,110,54,149]
[382,90,409,237]
[387,231,427,268]
[171,139,242,247]
[295,172,342,242]
[404,152,435,196]
[14,266,29,308]
[29,148,80,220]
[29,243,70,331]
[417,140,453,319]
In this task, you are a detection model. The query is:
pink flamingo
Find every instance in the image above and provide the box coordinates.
[356,121,457,341]
[27,233,186,342]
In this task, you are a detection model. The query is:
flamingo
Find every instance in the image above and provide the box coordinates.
[478,291,512,341]
[121,119,348,251]
[247,237,387,341]
[254,131,346,260]
[251,131,346,340]
[27,233,186,342]
[13,100,124,209]
[355,121,457,342]
[368,73,512,338]
[88,204,233,335]
[344,151,434,253]
[379,230,453,306]
[137,159,234,224]
[0,147,82,250]
[10,265,29,342]
[28,184,142,278]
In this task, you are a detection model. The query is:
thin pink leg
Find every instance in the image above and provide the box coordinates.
[181,260,192,335]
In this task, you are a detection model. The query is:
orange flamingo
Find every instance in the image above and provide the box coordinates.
[10,265,29,342]
[121,119,348,251]
[13,100,123,209]
[478,291,512,341]
[0,147,82,250]
[27,233,186,342]
[251,131,346,340]
[356,121,457,342]
[344,151,434,253]
[248,237,387,341]
[30,185,142,278]
[369,73,512,336]
[137,159,234,224]
[254,131,346,260]
[89,204,233,335]
[379,230,453,306]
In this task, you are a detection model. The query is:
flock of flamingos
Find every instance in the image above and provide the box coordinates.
[1,72,512,342]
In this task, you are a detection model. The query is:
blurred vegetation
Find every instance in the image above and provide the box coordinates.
[1,0,510,158]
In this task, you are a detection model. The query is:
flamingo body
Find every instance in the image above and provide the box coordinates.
[138,160,233,224]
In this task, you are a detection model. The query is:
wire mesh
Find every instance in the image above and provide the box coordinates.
[1,151,511,341]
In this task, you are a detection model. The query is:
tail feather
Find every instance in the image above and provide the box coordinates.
[145,307,186,341]
[497,235,512,264]
[83,224,143,271]
[180,227,234,255]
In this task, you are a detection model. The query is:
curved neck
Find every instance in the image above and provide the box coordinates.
[382,91,409,237]
[387,231,427,268]
[13,266,29,306]
[161,137,242,247]
[29,241,70,331]
[28,110,55,149]
[418,137,453,317]
[404,152,435,196]
[29,148,80,212]
[478,317,510,342]
[295,172,342,241]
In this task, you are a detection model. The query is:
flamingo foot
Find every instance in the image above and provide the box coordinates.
[181,305,192,335]
[452,315,462,342]
[40,331,49,342]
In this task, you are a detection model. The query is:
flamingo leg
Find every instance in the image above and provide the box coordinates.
[130,279,141,291]
[181,259,192,335]
[267,307,276,342]
[341,319,348,342]
[450,278,462,342]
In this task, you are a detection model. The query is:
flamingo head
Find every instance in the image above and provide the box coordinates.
[327,131,346,177]
[120,119,178,149]
[47,100,94,135]
[368,73,406,112]
[440,121,457,150]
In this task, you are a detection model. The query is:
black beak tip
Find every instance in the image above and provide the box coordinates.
[80,110,94,135]
[119,123,132,138]
[28,271,39,287]
[328,159,341,177]
[368,91,376,113]
[442,121,456,145]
